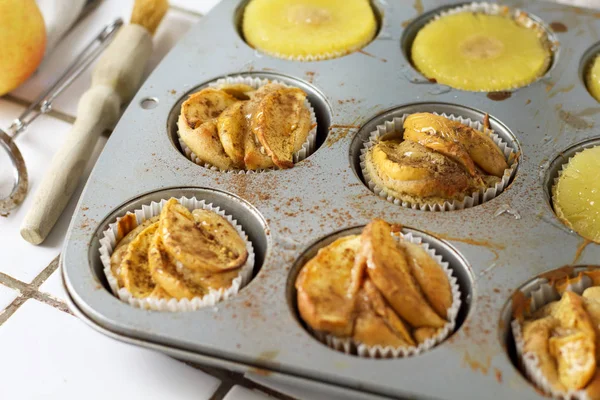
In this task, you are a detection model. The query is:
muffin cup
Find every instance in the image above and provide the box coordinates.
[551,144,600,241]
[98,196,255,312]
[360,113,518,211]
[433,2,556,89]
[177,76,318,173]
[313,231,462,358]
[511,272,595,399]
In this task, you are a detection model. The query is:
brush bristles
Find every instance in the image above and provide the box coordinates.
[130,0,169,35]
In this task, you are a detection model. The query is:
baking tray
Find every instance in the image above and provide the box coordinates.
[60,0,600,398]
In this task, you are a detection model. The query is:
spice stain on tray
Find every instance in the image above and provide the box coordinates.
[550,21,568,33]
[429,232,505,262]
[573,239,592,264]
[487,92,512,101]
[462,352,491,375]
[548,83,574,98]
[413,0,424,15]
[494,368,503,383]
[358,49,387,63]
[257,350,279,361]
[557,108,594,129]
[249,367,272,377]
[327,124,360,147]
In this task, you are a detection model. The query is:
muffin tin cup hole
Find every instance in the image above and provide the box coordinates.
[579,41,600,102]
[349,102,522,211]
[166,72,332,172]
[543,136,600,239]
[399,3,559,91]
[499,265,600,396]
[286,225,474,358]
[89,187,270,301]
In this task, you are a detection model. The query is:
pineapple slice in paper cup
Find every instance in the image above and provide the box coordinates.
[410,3,554,92]
[242,0,377,61]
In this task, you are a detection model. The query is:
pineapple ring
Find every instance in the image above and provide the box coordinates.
[553,146,600,244]
[242,0,377,60]
[586,54,600,102]
[411,12,552,91]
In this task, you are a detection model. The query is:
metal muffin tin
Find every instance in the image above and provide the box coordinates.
[61,0,600,398]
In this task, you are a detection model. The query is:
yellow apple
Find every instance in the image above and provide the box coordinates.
[0,0,46,95]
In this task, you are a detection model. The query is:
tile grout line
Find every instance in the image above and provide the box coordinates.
[238,378,297,400]
[1,264,291,398]
[208,381,234,400]
[0,272,30,293]
[192,364,296,400]
[0,255,72,326]
[0,297,28,326]
[31,256,60,288]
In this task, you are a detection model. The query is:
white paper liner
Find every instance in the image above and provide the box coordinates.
[177,76,318,173]
[313,231,462,358]
[551,145,600,239]
[511,272,595,399]
[436,2,550,35]
[253,39,371,62]
[98,196,255,312]
[360,113,518,211]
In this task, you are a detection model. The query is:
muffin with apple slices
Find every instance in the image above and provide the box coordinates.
[242,0,377,61]
[411,3,553,91]
[99,197,254,311]
[512,268,600,399]
[361,112,516,211]
[178,78,316,171]
[295,219,460,357]
[552,146,600,244]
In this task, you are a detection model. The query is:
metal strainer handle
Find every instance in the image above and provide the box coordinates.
[0,130,28,214]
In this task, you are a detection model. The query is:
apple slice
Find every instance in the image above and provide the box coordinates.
[252,87,307,169]
[400,241,453,319]
[295,235,363,336]
[178,117,235,171]
[217,102,246,167]
[181,88,238,129]
[160,199,248,272]
[119,221,159,298]
[353,285,411,348]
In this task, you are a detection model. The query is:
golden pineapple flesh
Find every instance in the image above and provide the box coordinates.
[586,55,600,102]
[553,146,600,244]
[242,0,377,60]
[411,12,552,91]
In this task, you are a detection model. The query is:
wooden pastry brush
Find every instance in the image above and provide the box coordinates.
[20,0,169,244]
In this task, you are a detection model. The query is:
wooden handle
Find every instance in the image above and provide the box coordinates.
[20,24,152,245]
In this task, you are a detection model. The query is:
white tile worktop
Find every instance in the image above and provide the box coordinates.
[0,0,599,399]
